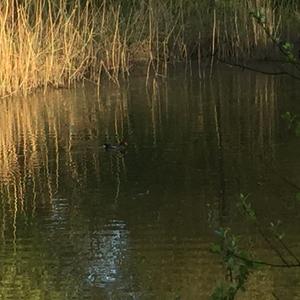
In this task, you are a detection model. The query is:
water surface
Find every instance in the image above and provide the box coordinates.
[0,66,300,299]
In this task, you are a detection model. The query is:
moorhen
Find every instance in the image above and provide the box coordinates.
[103,140,128,152]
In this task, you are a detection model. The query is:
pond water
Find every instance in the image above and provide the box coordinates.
[0,65,300,299]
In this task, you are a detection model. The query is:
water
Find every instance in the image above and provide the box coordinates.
[0,66,300,299]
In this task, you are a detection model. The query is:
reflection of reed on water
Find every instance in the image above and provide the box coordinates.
[209,70,277,220]
[0,86,130,226]
[0,69,278,231]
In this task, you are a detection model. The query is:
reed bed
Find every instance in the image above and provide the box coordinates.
[0,0,299,97]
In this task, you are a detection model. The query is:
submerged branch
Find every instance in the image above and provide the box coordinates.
[229,251,300,268]
[239,195,300,266]
[271,164,300,192]
[218,59,300,80]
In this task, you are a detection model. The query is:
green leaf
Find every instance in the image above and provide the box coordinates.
[282,42,293,51]
[296,192,300,202]
[211,284,228,300]
[295,122,300,137]
[281,111,291,121]
[215,228,226,237]
[211,244,222,253]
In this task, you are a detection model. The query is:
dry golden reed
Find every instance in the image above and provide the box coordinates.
[0,0,298,97]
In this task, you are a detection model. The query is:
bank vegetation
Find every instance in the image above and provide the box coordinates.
[0,0,299,97]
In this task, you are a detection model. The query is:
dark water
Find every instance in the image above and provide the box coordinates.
[0,66,300,299]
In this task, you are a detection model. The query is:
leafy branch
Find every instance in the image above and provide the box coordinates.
[218,8,300,80]
[210,194,300,299]
[210,227,256,300]
[250,9,300,69]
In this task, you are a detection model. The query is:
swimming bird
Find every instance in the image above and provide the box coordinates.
[103,140,128,152]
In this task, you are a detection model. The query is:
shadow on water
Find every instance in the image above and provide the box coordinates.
[0,66,299,299]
